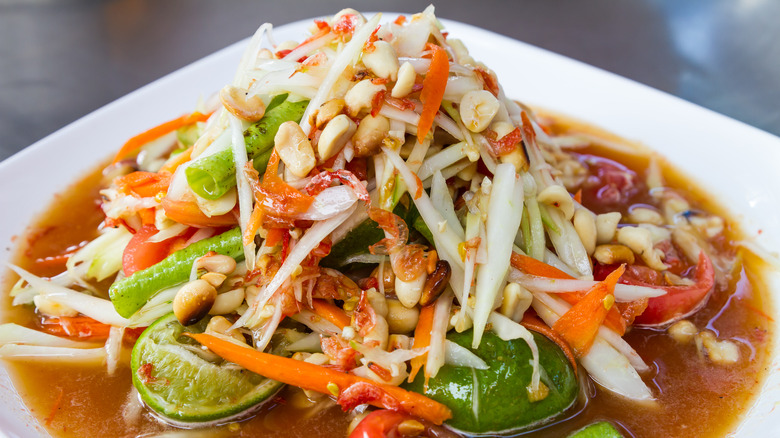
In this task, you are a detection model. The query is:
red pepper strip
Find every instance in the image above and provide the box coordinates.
[111,111,212,164]
[552,265,624,357]
[187,332,452,425]
[633,252,715,326]
[417,44,449,143]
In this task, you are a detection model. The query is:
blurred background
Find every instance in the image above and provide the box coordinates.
[1,0,778,161]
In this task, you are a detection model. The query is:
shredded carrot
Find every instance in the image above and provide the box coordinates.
[187,332,452,425]
[158,145,194,174]
[161,198,237,228]
[409,304,434,384]
[243,203,265,246]
[552,265,625,356]
[520,313,578,375]
[573,189,582,204]
[311,299,351,329]
[115,171,172,198]
[510,252,571,279]
[511,251,627,334]
[111,111,212,164]
[417,44,449,143]
[45,387,64,426]
[264,228,286,248]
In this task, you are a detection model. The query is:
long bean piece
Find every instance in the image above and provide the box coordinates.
[186,97,308,199]
[109,227,243,318]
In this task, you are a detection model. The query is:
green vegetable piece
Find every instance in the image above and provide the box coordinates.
[320,200,424,268]
[185,97,308,200]
[412,215,434,246]
[568,421,624,438]
[109,227,243,318]
[404,330,578,434]
[131,313,285,425]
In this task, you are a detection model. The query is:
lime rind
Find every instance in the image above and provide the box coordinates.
[404,330,579,435]
[131,313,284,425]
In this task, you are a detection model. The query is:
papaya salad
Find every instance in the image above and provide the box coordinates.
[1,7,773,438]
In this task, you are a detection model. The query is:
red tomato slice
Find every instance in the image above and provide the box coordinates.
[349,410,411,438]
[630,252,715,326]
[122,225,177,276]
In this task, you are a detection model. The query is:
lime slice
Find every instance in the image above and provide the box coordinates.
[568,421,624,438]
[131,313,284,426]
[404,330,578,434]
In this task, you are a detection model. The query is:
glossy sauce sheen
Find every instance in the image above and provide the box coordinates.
[3,116,774,437]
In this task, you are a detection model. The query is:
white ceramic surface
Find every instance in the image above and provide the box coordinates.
[0,13,777,437]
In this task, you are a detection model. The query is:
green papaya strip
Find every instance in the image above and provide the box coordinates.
[185,97,308,200]
[109,227,243,318]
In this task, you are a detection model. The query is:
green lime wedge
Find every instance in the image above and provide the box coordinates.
[568,421,624,438]
[404,330,578,434]
[131,313,284,426]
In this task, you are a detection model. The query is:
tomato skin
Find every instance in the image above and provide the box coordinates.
[617,252,715,327]
[122,225,176,276]
[349,410,409,438]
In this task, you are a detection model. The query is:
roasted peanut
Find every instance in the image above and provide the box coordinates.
[386,299,420,334]
[315,98,345,128]
[274,121,316,177]
[220,85,266,122]
[173,279,217,325]
[318,114,356,161]
[391,61,416,98]
[352,114,390,157]
[420,260,451,306]
[362,41,399,81]
[593,244,636,265]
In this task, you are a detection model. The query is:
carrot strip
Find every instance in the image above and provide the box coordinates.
[243,203,264,246]
[187,332,452,425]
[409,305,435,383]
[45,387,64,426]
[112,111,212,164]
[511,252,627,334]
[510,252,572,280]
[520,313,578,375]
[115,171,172,198]
[417,44,449,143]
[552,265,625,356]
[161,198,237,228]
[158,145,194,174]
[311,299,351,329]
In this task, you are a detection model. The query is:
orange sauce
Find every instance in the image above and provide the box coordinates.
[1,115,773,437]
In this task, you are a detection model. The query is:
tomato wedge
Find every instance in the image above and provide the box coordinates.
[122,225,177,276]
[349,410,415,438]
[631,252,715,326]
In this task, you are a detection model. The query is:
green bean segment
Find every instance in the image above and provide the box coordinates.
[185,97,308,200]
[109,227,243,318]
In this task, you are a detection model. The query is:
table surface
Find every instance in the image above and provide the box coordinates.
[1,0,778,162]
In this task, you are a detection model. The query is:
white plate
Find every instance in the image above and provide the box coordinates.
[0,14,778,437]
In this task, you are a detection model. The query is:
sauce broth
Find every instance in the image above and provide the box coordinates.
[2,115,774,438]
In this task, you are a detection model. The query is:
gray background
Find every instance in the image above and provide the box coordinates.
[1,0,778,161]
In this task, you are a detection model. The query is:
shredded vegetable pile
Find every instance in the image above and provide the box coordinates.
[2,7,740,436]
